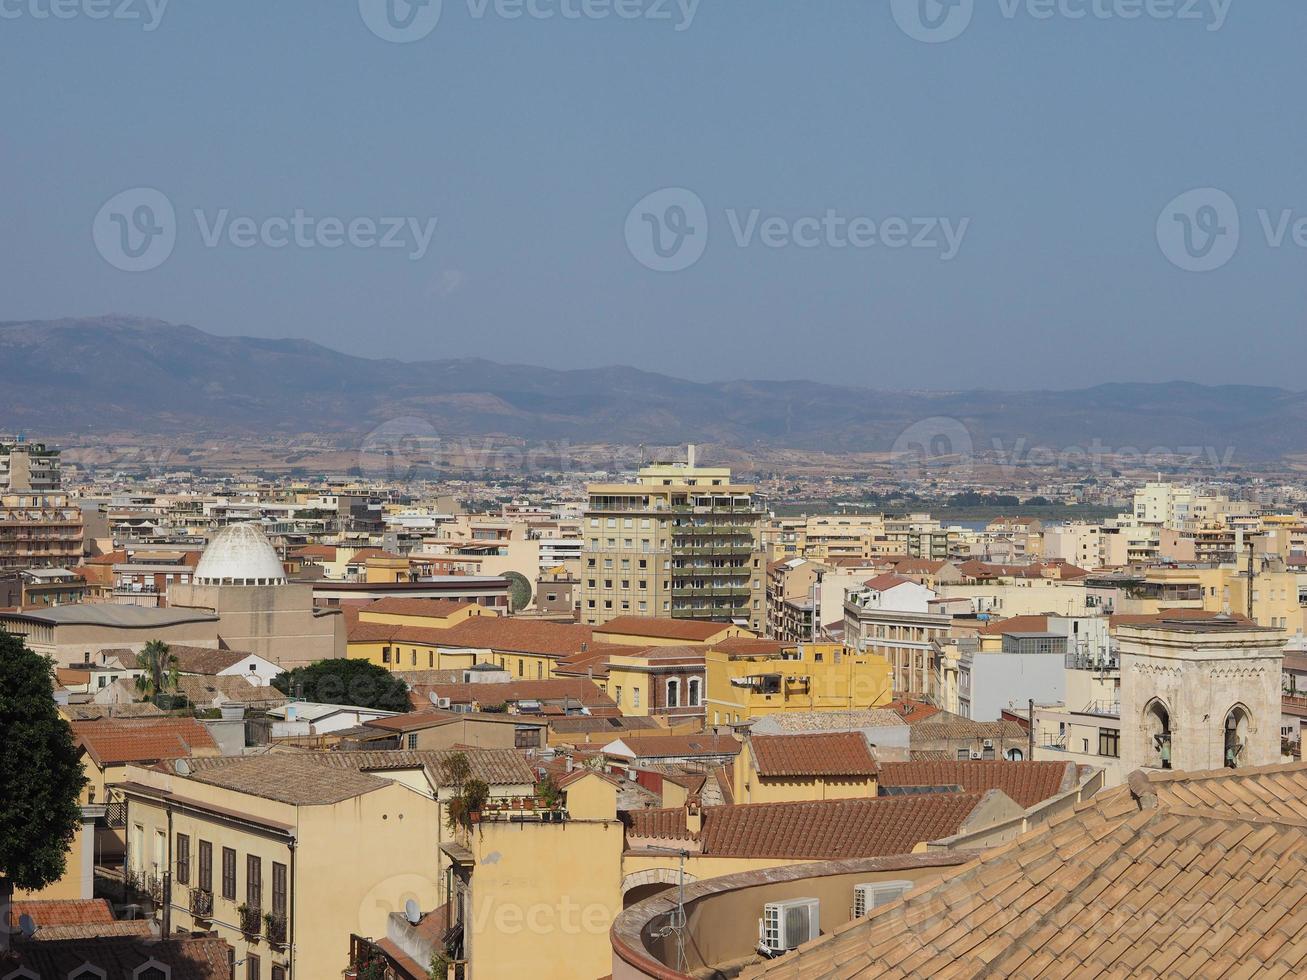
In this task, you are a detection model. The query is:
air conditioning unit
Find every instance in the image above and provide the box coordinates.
[758,898,820,955]
[982,739,993,749]
[970,750,982,760]
[852,881,914,918]
[437,697,451,709]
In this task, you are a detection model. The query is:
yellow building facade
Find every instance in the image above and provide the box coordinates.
[704,644,892,726]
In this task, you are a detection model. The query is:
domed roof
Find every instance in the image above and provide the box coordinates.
[194,523,288,586]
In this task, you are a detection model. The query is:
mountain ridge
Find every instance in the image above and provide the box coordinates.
[1,315,1303,459]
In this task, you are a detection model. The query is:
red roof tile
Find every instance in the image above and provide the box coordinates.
[750,732,878,777]
[72,717,218,766]
[877,759,1077,809]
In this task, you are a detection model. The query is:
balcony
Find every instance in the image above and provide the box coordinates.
[1080,700,1121,718]
[239,904,262,937]
[190,887,213,919]
[264,910,288,946]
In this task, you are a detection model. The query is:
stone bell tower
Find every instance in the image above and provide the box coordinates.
[1118,617,1284,774]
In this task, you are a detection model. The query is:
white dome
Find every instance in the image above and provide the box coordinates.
[194,524,288,586]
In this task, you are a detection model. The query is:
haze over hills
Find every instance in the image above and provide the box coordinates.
[2,315,1305,460]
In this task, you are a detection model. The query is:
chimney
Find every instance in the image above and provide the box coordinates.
[687,444,697,468]
[686,797,702,834]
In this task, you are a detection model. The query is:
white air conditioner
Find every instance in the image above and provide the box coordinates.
[982,739,993,749]
[852,881,914,918]
[437,697,451,709]
[970,750,982,760]
[759,898,820,954]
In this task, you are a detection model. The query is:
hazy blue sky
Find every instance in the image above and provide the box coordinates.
[3,0,1304,389]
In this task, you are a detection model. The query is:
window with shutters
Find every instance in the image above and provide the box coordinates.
[222,847,236,900]
[246,953,260,980]
[272,861,287,917]
[247,854,262,910]
[176,833,190,885]
[199,840,212,891]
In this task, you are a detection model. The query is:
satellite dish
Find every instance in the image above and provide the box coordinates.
[18,913,36,938]
[174,759,191,776]
[428,692,440,706]
[404,899,421,925]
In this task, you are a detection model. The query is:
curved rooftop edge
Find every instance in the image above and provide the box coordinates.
[610,853,970,980]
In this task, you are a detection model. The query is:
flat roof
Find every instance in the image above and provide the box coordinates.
[0,605,219,628]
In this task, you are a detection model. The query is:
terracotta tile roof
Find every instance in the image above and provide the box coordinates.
[878,759,1078,809]
[547,714,663,735]
[976,614,1049,636]
[744,763,1307,979]
[595,616,738,642]
[606,735,741,759]
[62,702,165,721]
[362,596,479,618]
[628,795,990,859]
[884,698,941,724]
[168,644,255,674]
[26,920,155,940]
[182,754,391,805]
[348,547,404,562]
[427,677,614,708]
[173,674,286,707]
[426,617,594,656]
[750,733,878,777]
[9,936,233,978]
[862,572,915,592]
[73,717,218,767]
[291,544,337,558]
[306,747,534,787]
[908,713,1027,741]
[750,709,908,735]
[10,898,114,928]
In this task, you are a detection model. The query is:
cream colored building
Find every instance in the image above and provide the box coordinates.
[579,450,765,632]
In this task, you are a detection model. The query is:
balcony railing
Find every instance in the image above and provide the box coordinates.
[1080,700,1121,717]
[264,910,287,946]
[238,904,262,937]
[190,887,213,919]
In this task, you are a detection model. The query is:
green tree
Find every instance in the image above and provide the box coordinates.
[134,638,179,702]
[271,659,411,712]
[502,571,532,613]
[0,631,87,950]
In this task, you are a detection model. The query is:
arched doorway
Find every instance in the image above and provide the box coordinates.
[1224,705,1252,768]
[1143,699,1172,769]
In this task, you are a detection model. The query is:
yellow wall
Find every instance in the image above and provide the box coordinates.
[705,645,892,724]
[123,767,442,980]
[731,739,877,804]
[460,818,626,980]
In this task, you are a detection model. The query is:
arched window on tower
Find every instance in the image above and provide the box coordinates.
[1143,699,1172,770]
[1224,705,1252,768]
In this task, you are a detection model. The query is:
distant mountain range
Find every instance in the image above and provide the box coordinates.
[2,315,1305,460]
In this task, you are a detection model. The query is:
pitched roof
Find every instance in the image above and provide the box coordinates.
[426,677,614,708]
[596,616,737,642]
[73,718,218,767]
[744,763,1307,979]
[182,754,390,805]
[423,616,594,656]
[977,614,1049,636]
[10,899,114,929]
[627,794,990,859]
[862,573,916,592]
[362,597,479,618]
[9,936,233,978]
[305,747,534,787]
[1109,607,1256,629]
[750,733,878,778]
[908,714,1027,741]
[168,645,256,674]
[25,920,155,940]
[749,709,908,735]
[877,759,1078,809]
[606,735,741,759]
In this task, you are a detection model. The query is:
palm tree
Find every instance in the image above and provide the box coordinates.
[135,639,179,703]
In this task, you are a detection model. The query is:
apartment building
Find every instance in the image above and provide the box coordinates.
[578,451,765,631]
[119,754,444,980]
[0,490,84,571]
[0,436,62,490]
[844,575,951,698]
